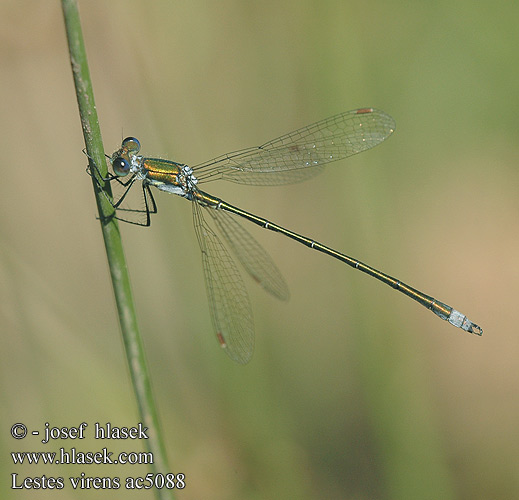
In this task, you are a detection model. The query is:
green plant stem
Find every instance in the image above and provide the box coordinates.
[61,2,173,498]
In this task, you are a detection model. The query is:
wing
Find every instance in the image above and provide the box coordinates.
[192,201,254,364]
[192,108,395,186]
[207,208,289,301]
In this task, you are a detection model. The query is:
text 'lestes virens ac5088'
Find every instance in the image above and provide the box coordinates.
[91,108,482,364]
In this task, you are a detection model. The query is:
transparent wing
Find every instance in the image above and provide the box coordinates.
[208,208,289,301]
[192,201,254,364]
[193,108,395,185]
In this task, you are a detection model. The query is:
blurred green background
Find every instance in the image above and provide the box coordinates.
[1,1,518,499]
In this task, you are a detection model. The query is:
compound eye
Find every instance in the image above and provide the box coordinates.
[112,157,131,177]
[121,137,141,154]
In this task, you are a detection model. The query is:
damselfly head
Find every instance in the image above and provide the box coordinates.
[111,137,141,177]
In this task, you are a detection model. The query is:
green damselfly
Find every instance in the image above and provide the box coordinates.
[91,108,482,363]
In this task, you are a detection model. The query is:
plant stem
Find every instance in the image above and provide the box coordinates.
[61,2,174,498]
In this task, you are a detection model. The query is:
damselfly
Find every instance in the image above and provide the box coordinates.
[90,108,482,363]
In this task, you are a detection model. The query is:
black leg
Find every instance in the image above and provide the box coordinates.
[85,155,156,227]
